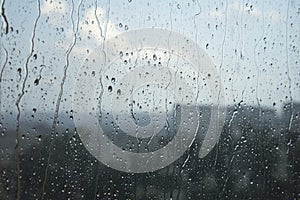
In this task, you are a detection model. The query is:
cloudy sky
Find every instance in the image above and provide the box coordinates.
[0,0,299,126]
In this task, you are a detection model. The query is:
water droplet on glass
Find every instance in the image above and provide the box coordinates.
[117,89,121,95]
[108,86,113,92]
[34,79,39,86]
[153,54,157,61]
[17,68,22,75]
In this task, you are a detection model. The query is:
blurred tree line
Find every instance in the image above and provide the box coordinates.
[0,102,299,199]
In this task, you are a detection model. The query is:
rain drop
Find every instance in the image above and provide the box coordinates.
[111,77,116,84]
[153,54,157,61]
[34,79,39,86]
[17,68,22,75]
[117,89,121,95]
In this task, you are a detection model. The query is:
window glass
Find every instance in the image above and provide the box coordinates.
[0,0,299,199]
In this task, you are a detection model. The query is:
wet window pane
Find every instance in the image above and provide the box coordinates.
[0,0,299,199]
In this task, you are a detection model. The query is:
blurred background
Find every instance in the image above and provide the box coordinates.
[0,0,300,199]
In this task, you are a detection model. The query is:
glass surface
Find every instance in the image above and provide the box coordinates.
[0,0,299,199]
